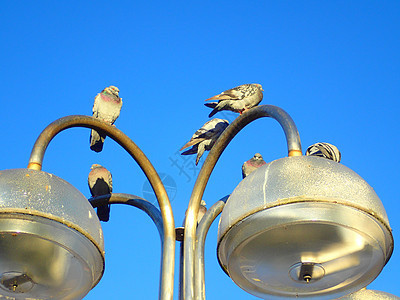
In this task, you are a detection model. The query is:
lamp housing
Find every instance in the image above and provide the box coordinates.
[217,156,393,299]
[0,168,105,299]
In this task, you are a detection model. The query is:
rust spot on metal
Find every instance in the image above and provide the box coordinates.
[45,185,49,192]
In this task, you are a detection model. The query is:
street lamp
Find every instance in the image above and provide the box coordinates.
[0,105,396,299]
[0,116,175,299]
[182,105,394,299]
[0,168,104,299]
[217,156,392,299]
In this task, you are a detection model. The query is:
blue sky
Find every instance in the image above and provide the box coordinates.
[1,1,399,299]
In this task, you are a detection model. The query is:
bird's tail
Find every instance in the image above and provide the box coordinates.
[204,102,218,109]
[204,102,219,118]
[181,147,198,155]
[180,140,194,151]
[205,95,219,101]
[97,204,111,222]
[90,129,106,152]
[180,138,207,151]
[205,94,230,101]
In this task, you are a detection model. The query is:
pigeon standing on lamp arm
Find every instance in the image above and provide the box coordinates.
[204,84,264,118]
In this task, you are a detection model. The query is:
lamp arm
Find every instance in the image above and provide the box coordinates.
[27,115,175,300]
[89,193,164,243]
[183,105,302,299]
[194,195,229,300]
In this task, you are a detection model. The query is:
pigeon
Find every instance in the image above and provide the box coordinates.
[305,142,341,163]
[197,200,207,225]
[204,84,264,118]
[88,164,113,222]
[183,200,207,227]
[90,86,123,152]
[180,118,229,165]
[242,153,267,178]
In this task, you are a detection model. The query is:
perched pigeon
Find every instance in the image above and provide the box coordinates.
[183,200,207,227]
[305,142,341,162]
[88,164,113,222]
[197,200,207,225]
[180,118,229,165]
[204,84,264,118]
[90,86,123,152]
[242,153,267,178]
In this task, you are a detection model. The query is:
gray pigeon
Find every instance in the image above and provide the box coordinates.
[242,153,267,178]
[88,164,113,222]
[90,86,123,152]
[197,200,207,225]
[305,142,341,162]
[204,84,264,118]
[180,118,229,165]
[184,200,207,227]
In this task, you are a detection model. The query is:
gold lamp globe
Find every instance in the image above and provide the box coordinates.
[0,168,105,300]
[217,156,393,299]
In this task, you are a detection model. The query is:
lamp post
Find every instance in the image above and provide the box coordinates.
[0,116,175,299]
[181,105,393,299]
[0,105,396,299]
[182,105,303,299]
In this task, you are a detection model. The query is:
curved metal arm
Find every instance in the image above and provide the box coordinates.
[27,115,175,300]
[183,105,302,299]
[89,193,164,242]
[195,196,229,300]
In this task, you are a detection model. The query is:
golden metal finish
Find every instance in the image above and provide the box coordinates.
[183,105,302,299]
[27,115,175,300]
[288,149,303,156]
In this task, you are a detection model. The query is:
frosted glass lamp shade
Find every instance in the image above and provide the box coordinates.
[339,288,400,299]
[0,169,105,299]
[217,156,393,299]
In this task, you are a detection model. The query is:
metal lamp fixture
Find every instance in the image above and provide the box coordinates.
[338,288,400,299]
[0,168,104,299]
[0,104,396,300]
[183,105,395,300]
[217,156,393,299]
[0,116,175,300]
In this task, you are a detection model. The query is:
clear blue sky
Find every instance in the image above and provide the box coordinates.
[1,1,399,299]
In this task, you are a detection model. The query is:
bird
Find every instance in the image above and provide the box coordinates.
[180,118,229,165]
[305,142,341,162]
[197,200,207,225]
[204,84,264,118]
[90,86,123,152]
[242,153,267,178]
[183,200,207,227]
[88,164,113,222]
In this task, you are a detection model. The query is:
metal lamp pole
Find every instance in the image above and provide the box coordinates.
[26,115,176,300]
[182,105,302,299]
[12,104,393,300]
